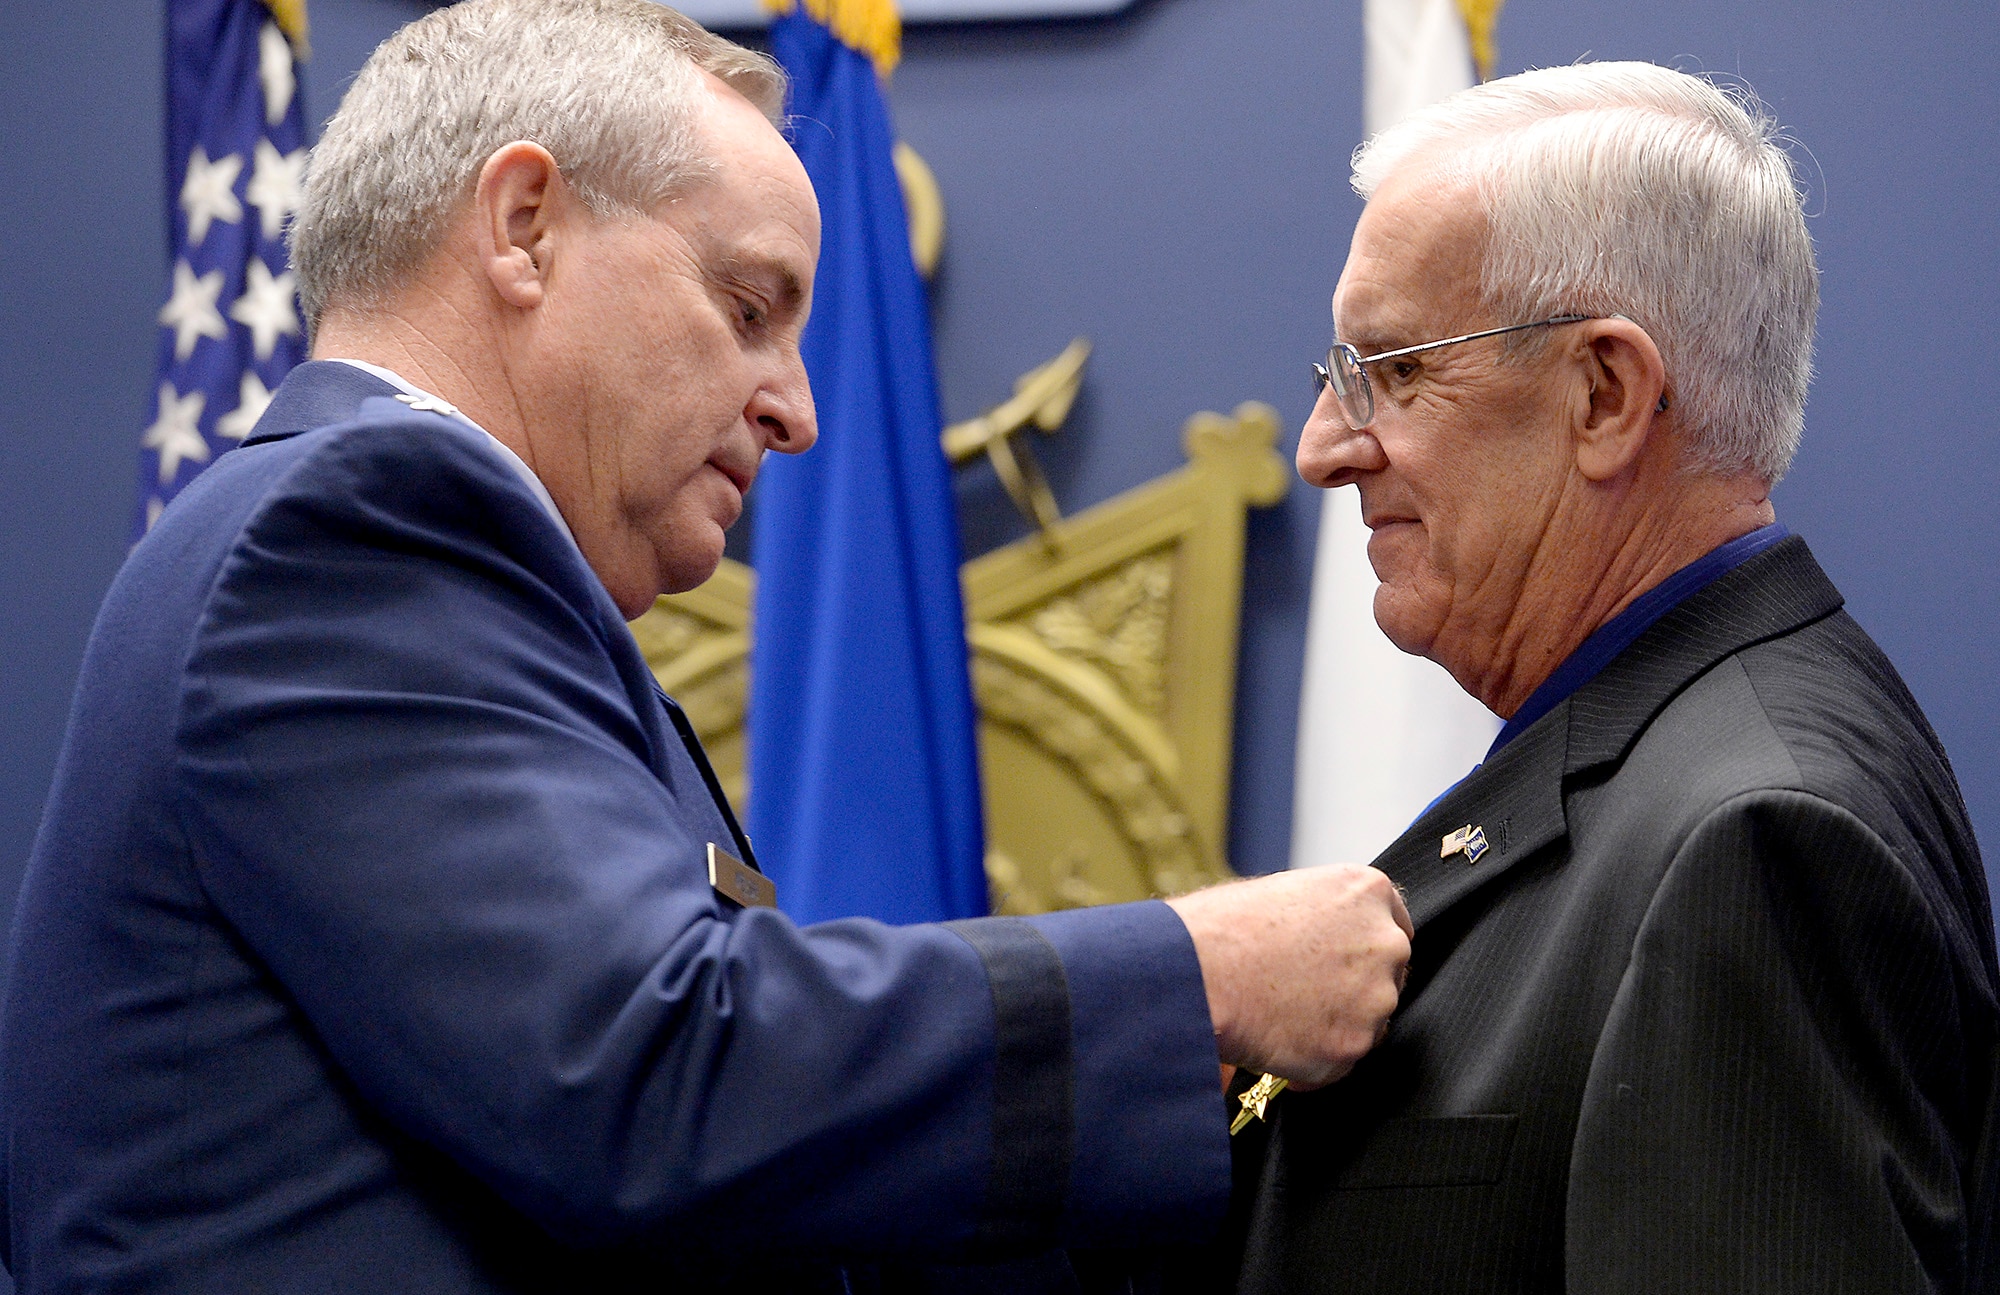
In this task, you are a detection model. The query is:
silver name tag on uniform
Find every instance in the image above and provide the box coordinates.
[708,842,777,909]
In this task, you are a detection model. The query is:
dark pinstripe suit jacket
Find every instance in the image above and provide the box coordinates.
[1229,537,2000,1293]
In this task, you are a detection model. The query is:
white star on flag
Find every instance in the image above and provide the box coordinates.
[142,382,211,484]
[141,2,309,539]
[229,258,301,361]
[259,21,296,126]
[179,146,243,246]
[159,260,228,360]
[216,370,275,440]
[247,139,306,242]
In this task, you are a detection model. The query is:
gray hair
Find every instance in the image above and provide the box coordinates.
[292,0,786,328]
[1352,62,1817,484]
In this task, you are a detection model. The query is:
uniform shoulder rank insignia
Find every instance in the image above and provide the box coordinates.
[394,392,462,418]
[1441,824,1490,864]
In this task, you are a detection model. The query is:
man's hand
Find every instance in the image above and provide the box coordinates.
[1166,865,1412,1090]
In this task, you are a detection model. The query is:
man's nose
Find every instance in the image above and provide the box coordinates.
[1296,386,1386,489]
[750,357,818,456]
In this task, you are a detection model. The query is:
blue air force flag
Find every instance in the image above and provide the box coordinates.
[748,1,988,925]
[138,0,308,536]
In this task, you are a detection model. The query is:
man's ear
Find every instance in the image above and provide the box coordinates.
[1571,316,1669,482]
[473,141,566,311]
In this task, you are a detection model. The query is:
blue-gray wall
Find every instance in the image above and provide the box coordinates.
[4,0,1996,965]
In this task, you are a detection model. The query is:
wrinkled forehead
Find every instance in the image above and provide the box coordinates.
[690,77,819,227]
[1333,165,1488,346]
[637,85,819,332]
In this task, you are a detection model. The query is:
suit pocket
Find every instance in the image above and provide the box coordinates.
[1306,1114,1518,1190]
[1247,1115,1528,1295]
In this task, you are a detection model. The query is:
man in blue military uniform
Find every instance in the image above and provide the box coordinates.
[0,2,1412,1289]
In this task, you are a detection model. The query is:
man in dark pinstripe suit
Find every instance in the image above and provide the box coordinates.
[1226,63,1998,1293]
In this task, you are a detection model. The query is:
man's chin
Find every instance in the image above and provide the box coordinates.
[595,532,726,619]
[657,555,724,599]
[654,529,729,598]
[1371,587,1441,659]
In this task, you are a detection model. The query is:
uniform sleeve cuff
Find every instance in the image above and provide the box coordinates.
[1028,899,1232,1246]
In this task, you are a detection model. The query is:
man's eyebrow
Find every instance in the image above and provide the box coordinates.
[1334,325,1394,354]
[1338,317,1424,355]
[1331,304,1389,352]
[720,255,806,313]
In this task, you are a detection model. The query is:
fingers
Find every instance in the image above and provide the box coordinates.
[1385,873,1415,941]
[1377,870,1414,993]
[1165,863,1415,1090]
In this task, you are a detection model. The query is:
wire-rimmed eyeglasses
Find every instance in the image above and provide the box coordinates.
[1312,314,1596,430]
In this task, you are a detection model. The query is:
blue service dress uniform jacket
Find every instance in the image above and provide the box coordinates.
[0,362,1231,1292]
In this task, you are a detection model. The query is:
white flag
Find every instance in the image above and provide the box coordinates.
[1288,0,1501,871]
[1364,0,1479,137]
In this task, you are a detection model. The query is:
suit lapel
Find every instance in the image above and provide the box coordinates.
[1376,712,1569,931]
[1377,536,1845,933]
[1563,536,1842,775]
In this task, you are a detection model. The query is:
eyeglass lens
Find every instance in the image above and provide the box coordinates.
[1312,343,1375,430]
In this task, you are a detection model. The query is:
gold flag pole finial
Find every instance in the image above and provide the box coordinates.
[259,0,310,60]
[763,0,902,77]
[1453,0,1503,82]
[941,338,1092,538]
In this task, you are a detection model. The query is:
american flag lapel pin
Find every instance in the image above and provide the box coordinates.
[1441,824,1490,865]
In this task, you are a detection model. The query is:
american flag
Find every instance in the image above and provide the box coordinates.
[137,0,308,536]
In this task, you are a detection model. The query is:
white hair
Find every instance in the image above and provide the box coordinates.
[1352,62,1817,483]
[291,0,786,328]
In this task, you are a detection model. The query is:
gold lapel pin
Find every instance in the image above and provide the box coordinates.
[1441,824,1490,864]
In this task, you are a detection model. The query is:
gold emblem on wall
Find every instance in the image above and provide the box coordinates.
[629,373,1289,914]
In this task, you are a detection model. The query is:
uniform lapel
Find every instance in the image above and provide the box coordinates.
[240,360,399,444]
[651,687,762,873]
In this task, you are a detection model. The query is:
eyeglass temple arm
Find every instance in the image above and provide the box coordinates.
[1353,315,1594,366]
